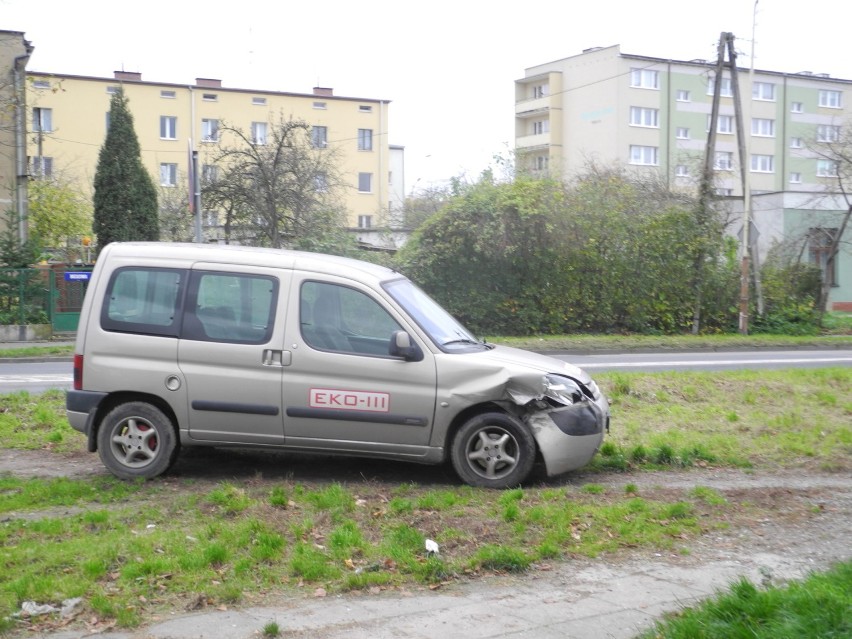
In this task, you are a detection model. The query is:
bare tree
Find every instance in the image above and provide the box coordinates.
[807,124,852,317]
[203,115,350,250]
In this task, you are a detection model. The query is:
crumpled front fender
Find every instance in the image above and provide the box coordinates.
[527,399,608,476]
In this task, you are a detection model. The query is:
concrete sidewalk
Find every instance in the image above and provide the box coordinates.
[39,548,846,639]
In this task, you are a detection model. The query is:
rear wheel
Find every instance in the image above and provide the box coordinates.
[450,412,535,489]
[97,402,177,479]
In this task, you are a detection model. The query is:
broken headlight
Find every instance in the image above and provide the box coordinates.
[542,374,585,406]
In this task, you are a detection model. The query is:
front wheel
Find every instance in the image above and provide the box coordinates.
[97,402,177,479]
[450,412,535,489]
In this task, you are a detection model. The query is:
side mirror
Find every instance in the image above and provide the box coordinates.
[389,330,423,361]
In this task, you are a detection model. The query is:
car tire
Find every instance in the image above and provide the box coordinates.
[450,412,535,489]
[97,402,177,479]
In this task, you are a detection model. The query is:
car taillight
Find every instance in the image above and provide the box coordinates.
[73,354,83,390]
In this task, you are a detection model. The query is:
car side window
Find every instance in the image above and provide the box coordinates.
[300,281,402,356]
[101,267,185,337]
[182,271,277,344]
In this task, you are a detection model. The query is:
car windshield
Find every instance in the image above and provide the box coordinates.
[384,278,486,351]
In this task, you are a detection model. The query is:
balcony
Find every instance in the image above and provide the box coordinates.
[516,133,551,150]
[515,96,551,117]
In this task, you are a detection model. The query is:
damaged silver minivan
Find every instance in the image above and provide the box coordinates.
[66,242,609,489]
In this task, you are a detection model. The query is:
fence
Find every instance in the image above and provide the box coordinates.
[0,266,92,333]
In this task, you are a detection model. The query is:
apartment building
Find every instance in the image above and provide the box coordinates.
[25,68,402,247]
[0,30,33,240]
[515,44,851,310]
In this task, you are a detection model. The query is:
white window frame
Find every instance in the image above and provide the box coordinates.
[707,74,733,97]
[629,106,659,128]
[714,151,733,171]
[31,156,53,177]
[201,164,218,184]
[750,154,775,173]
[715,188,734,196]
[818,90,842,108]
[535,155,549,171]
[790,137,803,149]
[630,68,659,89]
[313,101,327,109]
[160,90,176,99]
[676,89,690,102]
[675,164,690,177]
[312,126,328,148]
[33,107,53,132]
[252,97,267,106]
[160,163,178,186]
[202,93,218,102]
[676,127,690,140]
[817,124,841,143]
[359,105,373,113]
[251,121,267,145]
[532,120,550,135]
[751,118,775,137]
[358,172,373,193]
[533,84,549,98]
[629,145,659,166]
[32,79,51,89]
[358,128,373,151]
[357,215,372,229]
[708,114,734,134]
[752,82,776,101]
[817,159,839,177]
[790,172,802,184]
[160,115,177,140]
[201,119,219,142]
[791,101,804,113]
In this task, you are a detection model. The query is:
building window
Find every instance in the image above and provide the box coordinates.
[532,120,550,134]
[313,101,327,109]
[33,107,52,133]
[252,97,267,106]
[751,118,775,137]
[160,115,177,139]
[707,74,733,97]
[714,151,733,170]
[106,86,119,94]
[675,164,690,177]
[201,164,218,184]
[752,82,776,101]
[750,154,774,173]
[809,228,838,285]
[533,84,549,98]
[31,156,53,178]
[314,172,328,192]
[818,90,842,108]
[817,159,839,177]
[817,124,841,142]
[791,101,804,113]
[629,106,659,127]
[629,145,658,165]
[358,215,372,229]
[202,210,219,227]
[790,137,803,149]
[535,155,549,171]
[630,68,659,89]
[676,127,690,140]
[160,90,176,99]
[160,163,178,186]
[312,126,328,148]
[359,105,373,113]
[358,172,372,192]
[33,80,51,89]
[251,122,267,145]
[202,93,218,102]
[715,188,734,196]
[358,128,373,151]
[676,89,690,102]
[790,172,802,183]
[201,119,219,142]
[708,114,734,134]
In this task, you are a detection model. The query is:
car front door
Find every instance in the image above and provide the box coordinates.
[282,276,437,457]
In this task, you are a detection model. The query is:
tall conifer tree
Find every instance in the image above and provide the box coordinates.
[93,89,158,254]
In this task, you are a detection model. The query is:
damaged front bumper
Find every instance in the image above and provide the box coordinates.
[528,396,609,476]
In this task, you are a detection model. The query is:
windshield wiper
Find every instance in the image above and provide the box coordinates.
[442,338,482,346]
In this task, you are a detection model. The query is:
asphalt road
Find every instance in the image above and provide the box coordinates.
[2,349,851,393]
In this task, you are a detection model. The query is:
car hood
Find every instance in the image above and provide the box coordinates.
[476,344,592,384]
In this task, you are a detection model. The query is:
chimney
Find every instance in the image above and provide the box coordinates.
[196,78,222,88]
[114,71,142,81]
[313,87,334,97]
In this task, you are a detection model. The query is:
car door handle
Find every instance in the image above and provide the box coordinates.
[262,350,291,367]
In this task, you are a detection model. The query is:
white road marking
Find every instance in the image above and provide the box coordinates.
[578,357,852,368]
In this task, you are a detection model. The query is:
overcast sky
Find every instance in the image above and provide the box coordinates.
[4,0,851,193]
